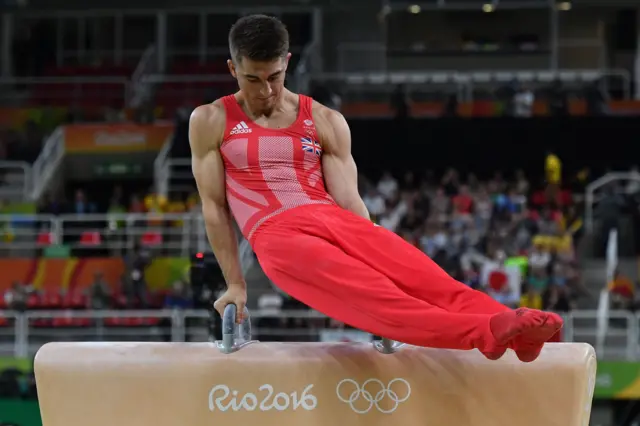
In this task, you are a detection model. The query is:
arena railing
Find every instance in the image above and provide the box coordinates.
[0,212,207,256]
[128,44,159,108]
[0,308,635,360]
[292,41,321,94]
[334,40,621,81]
[153,132,173,198]
[158,158,194,199]
[595,228,619,356]
[138,68,631,102]
[0,161,32,201]
[310,69,631,102]
[30,126,65,201]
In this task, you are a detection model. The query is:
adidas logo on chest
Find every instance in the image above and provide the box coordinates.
[230,121,252,135]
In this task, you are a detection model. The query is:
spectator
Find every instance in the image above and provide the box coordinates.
[38,193,65,216]
[72,189,96,214]
[107,196,127,227]
[545,151,562,202]
[452,185,473,215]
[129,194,145,213]
[164,281,193,310]
[441,169,460,196]
[473,186,493,230]
[544,284,575,312]
[584,79,608,116]
[87,272,112,310]
[528,242,550,275]
[462,268,481,290]
[399,206,422,234]
[520,283,543,310]
[537,207,561,238]
[122,245,151,307]
[431,187,450,223]
[607,269,635,310]
[378,193,408,232]
[561,205,583,249]
[515,169,530,195]
[390,84,409,119]
[377,171,398,201]
[362,187,386,223]
[513,84,535,117]
[508,187,527,213]
[550,262,568,288]
[595,185,625,255]
[528,268,549,295]
[4,282,28,311]
[547,79,568,116]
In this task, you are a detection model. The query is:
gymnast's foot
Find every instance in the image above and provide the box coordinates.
[488,308,563,363]
[480,346,507,361]
[511,309,563,362]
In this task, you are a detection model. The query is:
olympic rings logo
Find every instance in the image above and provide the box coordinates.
[336,378,411,414]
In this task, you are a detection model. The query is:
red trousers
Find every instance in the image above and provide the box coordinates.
[252,204,510,352]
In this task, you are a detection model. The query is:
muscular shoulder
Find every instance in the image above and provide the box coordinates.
[310,100,349,152]
[311,99,346,128]
[190,100,227,132]
[189,100,227,156]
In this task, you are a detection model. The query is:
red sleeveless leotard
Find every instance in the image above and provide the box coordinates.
[220,94,337,244]
[219,98,542,359]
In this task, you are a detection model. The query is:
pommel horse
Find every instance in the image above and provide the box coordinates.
[34,305,597,426]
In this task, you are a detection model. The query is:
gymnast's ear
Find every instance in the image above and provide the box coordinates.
[227,59,237,79]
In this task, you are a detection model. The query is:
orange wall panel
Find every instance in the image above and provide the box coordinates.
[0,258,124,292]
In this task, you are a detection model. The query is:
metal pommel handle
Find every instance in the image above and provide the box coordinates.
[373,337,405,354]
[215,304,256,354]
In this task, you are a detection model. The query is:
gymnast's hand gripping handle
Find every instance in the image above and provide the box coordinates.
[216,303,256,354]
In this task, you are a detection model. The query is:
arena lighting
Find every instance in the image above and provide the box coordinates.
[482,3,495,12]
[558,1,571,11]
[408,4,421,13]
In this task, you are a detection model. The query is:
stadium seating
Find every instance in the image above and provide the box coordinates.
[0,285,168,329]
[27,65,133,110]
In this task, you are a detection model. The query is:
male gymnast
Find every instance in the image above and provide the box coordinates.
[189,14,563,362]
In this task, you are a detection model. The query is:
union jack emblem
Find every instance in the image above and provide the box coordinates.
[301,137,322,157]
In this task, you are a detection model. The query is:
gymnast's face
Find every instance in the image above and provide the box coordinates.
[228,54,291,113]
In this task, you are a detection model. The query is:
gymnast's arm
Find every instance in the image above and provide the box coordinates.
[189,103,246,290]
[314,103,370,221]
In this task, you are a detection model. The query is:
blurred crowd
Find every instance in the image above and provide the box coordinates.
[251,162,591,342]
[255,162,588,341]
[37,186,200,218]
[359,167,584,313]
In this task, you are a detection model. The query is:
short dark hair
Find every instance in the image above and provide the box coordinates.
[228,14,289,62]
